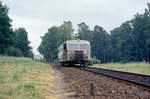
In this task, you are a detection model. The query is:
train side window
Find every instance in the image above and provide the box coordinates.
[64,44,67,50]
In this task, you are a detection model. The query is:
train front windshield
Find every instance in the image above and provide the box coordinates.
[80,44,89,50]
[67,44,89,50]
[67,44,79,50]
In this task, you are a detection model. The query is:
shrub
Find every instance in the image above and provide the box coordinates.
[7,89,13,95]
[86,57,101,66]
[7,47,23,57]
[24,84,35,89]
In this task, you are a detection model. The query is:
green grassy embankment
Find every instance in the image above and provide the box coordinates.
[0,56,51,99]
[92,62,150,75]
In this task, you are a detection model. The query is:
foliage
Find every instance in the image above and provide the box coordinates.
[14,28,33,58]
[0,1,33,58]
[110,3,150,62]
[87,57,101,66]
[76,22,92,41]
[38,21,73,62]
[76,24,112,63]
[7,47,23,57]
[1,0,150,63]
[91,25,111,63]
[77,3,150,63]
[38,3,150,63]
[24,83,35,89]
[0,1,15,55]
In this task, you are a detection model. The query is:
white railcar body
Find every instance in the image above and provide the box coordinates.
[58,39,91,66]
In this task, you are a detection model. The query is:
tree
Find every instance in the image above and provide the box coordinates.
[14,28,33,57]
[76,23,111,63]
[76,22,92,41]
[0,1,15,55]
[91,25,111,63]
[38,3,150,63]
[38,26,58,61]
[57,21,73,46]
[110,21,134,62]
[38,21,74,62]
[110,3,150,62]
[146,39,150,62]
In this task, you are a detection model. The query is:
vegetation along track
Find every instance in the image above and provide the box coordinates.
[78,66,150,88]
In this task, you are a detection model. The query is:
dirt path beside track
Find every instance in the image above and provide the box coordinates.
[46,64,74,99]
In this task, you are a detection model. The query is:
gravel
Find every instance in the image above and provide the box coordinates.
[53,64,150,99]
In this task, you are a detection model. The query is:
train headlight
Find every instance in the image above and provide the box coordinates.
[84,51,89,55]
[84,51,89,59]
[69,51,74,60]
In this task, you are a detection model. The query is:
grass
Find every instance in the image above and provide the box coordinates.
[0,56,51,99]
[92,62,150,75]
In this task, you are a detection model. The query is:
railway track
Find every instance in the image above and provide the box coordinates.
[78,67,150,88]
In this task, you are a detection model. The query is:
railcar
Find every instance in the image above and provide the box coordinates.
[58,39,91,66]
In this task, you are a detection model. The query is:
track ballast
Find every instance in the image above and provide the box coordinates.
[79,67,150,88]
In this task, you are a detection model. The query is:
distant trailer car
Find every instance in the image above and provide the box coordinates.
[58,39,91,66]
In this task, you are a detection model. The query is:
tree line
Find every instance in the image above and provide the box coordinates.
[39,3,150,63]
[0,1,33,58]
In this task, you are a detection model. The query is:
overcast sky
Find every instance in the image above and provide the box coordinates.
[2,0,149,54]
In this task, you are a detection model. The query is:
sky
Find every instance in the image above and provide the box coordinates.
[2,0,149,55]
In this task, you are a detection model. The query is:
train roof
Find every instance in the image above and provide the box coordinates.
[65,39,90,44]
[58,39,90,49]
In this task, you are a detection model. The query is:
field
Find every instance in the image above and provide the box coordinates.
[0,56,51,99]
[92,62,150,75]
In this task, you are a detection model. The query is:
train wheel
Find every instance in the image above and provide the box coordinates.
[83,63,86,67]
[69,63,73,66]
[80,63,85,66]
[61,63,65,66]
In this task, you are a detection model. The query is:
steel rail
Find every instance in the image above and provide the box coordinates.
[79,67,150,88]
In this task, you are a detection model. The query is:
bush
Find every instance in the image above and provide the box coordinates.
[7,89,13,95]
[28,50,34,58]
[7,47,23,57]
[24,83,35,88]
[86,57,101,66]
